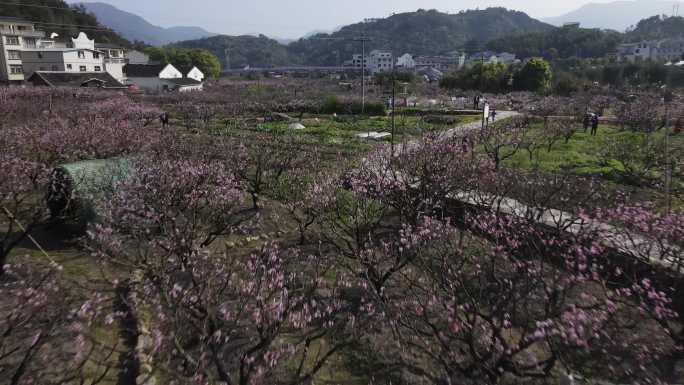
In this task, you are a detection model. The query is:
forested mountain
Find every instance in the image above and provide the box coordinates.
[543,0,683,31]
[289,8,553,66]
[171,35,300,69]
[486,26,623,60]
[175,8,553,69]
[78,2,215,45]
[0,0,128,46]
[487,14,684,61]
[625,15,684,41]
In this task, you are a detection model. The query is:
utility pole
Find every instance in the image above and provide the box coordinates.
[355,19,373,115]
[391,68,396,155]
[362,37,366,114]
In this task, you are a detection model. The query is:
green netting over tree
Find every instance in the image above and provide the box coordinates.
[47,158,132,223]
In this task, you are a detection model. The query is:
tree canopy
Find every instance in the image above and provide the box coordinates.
[145,47,221,78]
[0,0,129,46]
[440,62,512,93]
[515,57,552,92]
[486,26,622,60]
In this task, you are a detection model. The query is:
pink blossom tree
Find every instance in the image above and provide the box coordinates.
[477,115,531,170]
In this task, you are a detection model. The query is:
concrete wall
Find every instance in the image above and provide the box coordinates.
[178,84,203,92]
[21,51,64,74]
[127,76,166,92]
[105,62,125,82]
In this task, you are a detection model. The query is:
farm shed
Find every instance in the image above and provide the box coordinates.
[47,158,132,222]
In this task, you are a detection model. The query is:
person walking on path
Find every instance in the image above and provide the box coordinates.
[591,114,599,136]
[490,108,497,122]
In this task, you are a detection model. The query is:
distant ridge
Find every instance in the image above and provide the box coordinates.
[175,8,554,68]
[543,0,684,31]
[78,2,214,45]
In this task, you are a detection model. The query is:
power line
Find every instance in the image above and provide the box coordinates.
[0,1,74,11]
[0,1,117,32]
[31,21,115,32]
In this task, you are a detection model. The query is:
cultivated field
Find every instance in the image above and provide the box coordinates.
[1,78,683,385]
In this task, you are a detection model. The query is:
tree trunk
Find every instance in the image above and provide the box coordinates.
[115,282,140,385]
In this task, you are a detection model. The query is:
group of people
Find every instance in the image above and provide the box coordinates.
[583,113,600,136]
[473,95,497,122]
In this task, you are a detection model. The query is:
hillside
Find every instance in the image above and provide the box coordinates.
[288,8,554,66]
[78,2,214,45]
[625,15,684,41]
[486,26,623,60]
[172,34,300,69]
[543,0,683,31]
[176,8,553,69]
[0,0,128,46]
[489,14,684,61]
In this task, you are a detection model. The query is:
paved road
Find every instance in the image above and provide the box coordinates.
[442,110,520,138]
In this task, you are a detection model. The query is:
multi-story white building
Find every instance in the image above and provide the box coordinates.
[351,54,368,71]
[415,54,465,71]
[617,39,684,62]
[466,51,518,66]
[125,63,202,92]
[369,50,393,73]
[21,33,106,75]
[96,43,126,82]
[396,53,415,69]
[0,18,128,83]
[350,50,393,74]
[0,17,44,83]
[178,65,205,82]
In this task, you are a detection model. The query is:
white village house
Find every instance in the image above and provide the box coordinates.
[178,65,205,82]
[1,17,204,91]
[617,38,684,63]
[350,50,394,74]
[21,33,114,78]
[395,53,416,69]
[124,63,203,92]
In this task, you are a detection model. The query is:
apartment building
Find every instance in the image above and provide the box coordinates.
[617,39,684,63]
[21,33,106,75]
[0,18,128,83]
[96,43,126,82]
[414,54,465,71]
[350,50,394,74]
[0,17,44,83]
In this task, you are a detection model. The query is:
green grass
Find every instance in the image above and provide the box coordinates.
[503,124,684,208]
[505,127,613,174]
[208,114,480,160]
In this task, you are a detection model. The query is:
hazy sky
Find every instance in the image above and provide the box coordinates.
[72,0,627,38]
